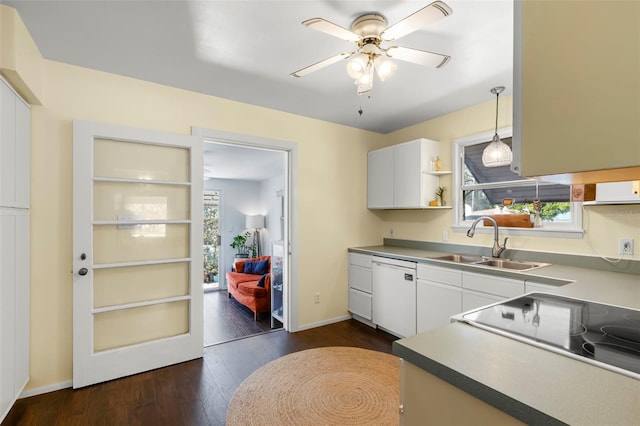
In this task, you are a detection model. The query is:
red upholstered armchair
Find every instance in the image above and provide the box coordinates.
[226,256,271,320]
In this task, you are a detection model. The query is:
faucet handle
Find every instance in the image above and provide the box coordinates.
[502,237,509,248]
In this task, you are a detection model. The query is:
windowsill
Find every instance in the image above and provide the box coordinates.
[451,225,584,239]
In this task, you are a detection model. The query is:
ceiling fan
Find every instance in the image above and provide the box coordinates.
[291,1,453,95]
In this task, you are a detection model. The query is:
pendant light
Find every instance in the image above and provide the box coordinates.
[482,86,512,167]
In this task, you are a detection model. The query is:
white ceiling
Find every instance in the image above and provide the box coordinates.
[3,0,514,179]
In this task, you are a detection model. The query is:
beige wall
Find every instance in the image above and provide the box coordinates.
[28,59,385,390]
[3,5,639,393]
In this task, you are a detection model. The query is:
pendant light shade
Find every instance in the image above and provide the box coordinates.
[482,86,512,167]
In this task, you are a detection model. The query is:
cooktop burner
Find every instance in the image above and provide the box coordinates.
[461,293,640,380]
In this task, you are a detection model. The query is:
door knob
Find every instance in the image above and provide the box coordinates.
[78,268,88,276]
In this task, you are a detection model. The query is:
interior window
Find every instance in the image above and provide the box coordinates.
[454,129,582,234]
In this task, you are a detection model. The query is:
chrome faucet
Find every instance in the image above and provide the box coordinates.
[467,216,509,258]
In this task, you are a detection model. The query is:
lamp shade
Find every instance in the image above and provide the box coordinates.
[245,215,265,229]
[482,134,513,167]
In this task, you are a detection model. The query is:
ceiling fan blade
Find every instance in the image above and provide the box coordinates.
[380,1,453,41]
[386,46,450,68]
[291,52,353,78]
[302,18,361,42]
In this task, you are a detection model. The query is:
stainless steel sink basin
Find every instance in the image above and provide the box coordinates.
[428,254,551,271]
[473,259,550,271]
[430,254,485,264]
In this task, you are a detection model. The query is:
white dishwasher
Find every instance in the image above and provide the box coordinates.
[372,256,417,338]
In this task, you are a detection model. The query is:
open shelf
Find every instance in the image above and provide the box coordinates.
[423,170,452,176]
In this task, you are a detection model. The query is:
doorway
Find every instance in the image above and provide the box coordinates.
[200,138,293,347]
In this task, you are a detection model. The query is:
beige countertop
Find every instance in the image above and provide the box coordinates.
[350,243,640,425]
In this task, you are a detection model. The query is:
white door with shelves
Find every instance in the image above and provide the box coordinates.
[73,121,203,388]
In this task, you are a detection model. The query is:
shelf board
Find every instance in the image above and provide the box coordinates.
[424,206,452,209]
[424,170,452,175]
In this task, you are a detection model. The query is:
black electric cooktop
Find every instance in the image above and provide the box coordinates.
[461,293,640,380]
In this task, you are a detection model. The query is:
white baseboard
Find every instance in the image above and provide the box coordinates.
[20,380,72,398]
[293,314,352,332]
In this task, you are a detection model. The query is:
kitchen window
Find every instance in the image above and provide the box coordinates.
[452,128,583,237]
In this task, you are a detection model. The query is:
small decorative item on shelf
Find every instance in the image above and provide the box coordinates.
[436,186,446,206]
[434,156,442,171]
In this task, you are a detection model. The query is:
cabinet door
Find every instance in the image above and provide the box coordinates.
[367,148,394,208]
[462,272,524,298]
[0,80,29,209]
[462,289,503,312]
[417,280,462,333]
[349,264,372,293]
[0,213,17,419]
[516,1,640,177]
[595,181,640,204]
[349,288,372,320]
[394,141,422,208]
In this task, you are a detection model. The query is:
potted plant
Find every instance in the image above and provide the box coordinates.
[436,186,446,206]
[230,231,251,258]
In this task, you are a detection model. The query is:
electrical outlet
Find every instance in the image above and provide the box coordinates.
[442,230,448,241]
[619,238,634,255]
[314,293,320,304]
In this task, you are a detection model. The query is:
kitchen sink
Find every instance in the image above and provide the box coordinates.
[428,254,550,271]
[430,254,485,264]
[473,259,550,271]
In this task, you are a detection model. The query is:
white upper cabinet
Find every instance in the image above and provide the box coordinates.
[368,138,446,209]
[513,1,640,181]
[589,181,640,205]
[367,148,394,209]
[0,78,30,208]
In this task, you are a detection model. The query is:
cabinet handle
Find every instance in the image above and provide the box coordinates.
[78,268,88,276]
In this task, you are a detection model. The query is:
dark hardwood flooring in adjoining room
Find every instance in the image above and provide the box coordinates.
[4,320,397,426]
[203,290,275,347]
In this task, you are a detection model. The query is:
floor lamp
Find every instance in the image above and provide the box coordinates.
[245,215,265,257]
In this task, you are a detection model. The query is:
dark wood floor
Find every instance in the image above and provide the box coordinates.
[203,290,276,347]
[3,320,397,426]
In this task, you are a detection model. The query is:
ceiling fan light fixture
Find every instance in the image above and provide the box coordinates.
[356,65,374,95]
[374,56,397,81]
[346,54,368,79]
[482,86,512,168]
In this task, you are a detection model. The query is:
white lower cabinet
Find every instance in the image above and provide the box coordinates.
[462,271,525,312]
[462,289,504,312]
[0,210,29,422]
[416,264,462,333]
[372,257,417,338]
[348,253,373,321]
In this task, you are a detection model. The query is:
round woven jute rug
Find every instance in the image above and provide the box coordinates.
[226,346,400,425]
